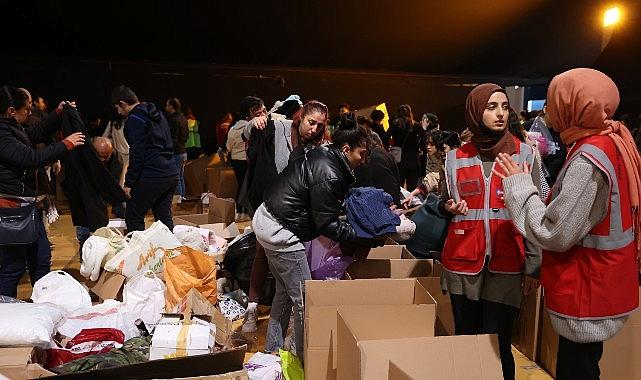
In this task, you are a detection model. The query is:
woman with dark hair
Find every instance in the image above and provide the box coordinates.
[252,113,371,359]
[0,86,84,297]
[440,84,542,380]
[240,98,324,332]
[388,104,423,189]
[401,129,446,207]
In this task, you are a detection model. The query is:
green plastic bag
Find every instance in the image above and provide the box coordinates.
[279,349,304,380]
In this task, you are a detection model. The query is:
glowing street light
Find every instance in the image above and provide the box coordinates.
[603,6,622,28]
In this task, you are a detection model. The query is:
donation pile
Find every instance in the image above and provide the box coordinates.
[0,220,257,378]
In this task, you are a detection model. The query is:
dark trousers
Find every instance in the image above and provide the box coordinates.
[556,336,603,380]
[126,176,178,232]
[450,294,518,380]
[0,213,51,298]
[230,159,248,213]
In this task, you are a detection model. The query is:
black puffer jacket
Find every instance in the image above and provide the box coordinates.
[264,144,358,242]
[0,114,67,196]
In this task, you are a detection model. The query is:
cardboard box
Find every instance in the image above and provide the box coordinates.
[304,278,435,380]
[151,314,216,360]
[200,223,241,240]
[511,287,542,361]
[367,245,414,259]
[86,270,127,301]
[176,369,249,380]
[336,305,437,380]
[364,335,502,380]
[208,196,236,225]
[174,288,235,348]
[0,347,53,379]
[417,275,455,336]
[207,167,238,199]
[174,213,211,227]
[539,289,641,380]
[346,258,435,280]
[185,156,212,197]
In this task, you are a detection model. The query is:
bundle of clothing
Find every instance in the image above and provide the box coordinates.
[345,187,415,241]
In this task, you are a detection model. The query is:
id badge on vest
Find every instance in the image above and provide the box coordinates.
[457,178,482,197]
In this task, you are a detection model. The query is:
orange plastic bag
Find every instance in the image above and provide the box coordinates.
[164,246,217,310]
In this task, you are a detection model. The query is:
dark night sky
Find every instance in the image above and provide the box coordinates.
[9,0,639,77]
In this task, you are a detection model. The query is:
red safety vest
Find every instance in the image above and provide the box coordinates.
[441,137,534,275]
[542,135,639,319]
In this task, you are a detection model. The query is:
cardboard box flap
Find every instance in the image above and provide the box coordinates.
[306,279,417,307]
[417,277,455,336]
[200,223,240,240]
[367,245,413,259]
[0,347,36,367]
[50,346,246,380]
[86,270,126,301]
[174,213,211,227]
[360,335,502,380]
[347,259,434,280]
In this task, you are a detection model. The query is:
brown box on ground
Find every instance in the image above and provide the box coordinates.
[86,270,126,301]
[417,274,456,336]
[366,335,502,380]
[539,289,641,380]
[336,305,437,380]
[200,223,241,240]
[367,245,414,259]
[304,278,435,380]
[208,195,236,224]
[174,213,211,227]
[207,167,238,199]
[511,287,542,362]
[185,156,212,197]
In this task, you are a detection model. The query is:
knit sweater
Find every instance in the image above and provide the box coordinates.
[502,156,626,343]
[226,120,247,160]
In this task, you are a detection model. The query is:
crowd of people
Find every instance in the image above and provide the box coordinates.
[0,67,640,380]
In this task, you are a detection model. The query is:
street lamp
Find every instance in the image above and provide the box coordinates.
[601,6,623,50]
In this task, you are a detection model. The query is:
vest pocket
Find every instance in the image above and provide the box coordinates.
[445,226,484,262]
[491,226,525,271]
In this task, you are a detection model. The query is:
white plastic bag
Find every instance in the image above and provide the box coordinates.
[81,228,129,281]
[122,271,166,329]
[0,303,66,347]
[58,300,140,341]
[244,352,283,380]
[104,221,182,278]
[173,225,228,256]
[31,271,92,315]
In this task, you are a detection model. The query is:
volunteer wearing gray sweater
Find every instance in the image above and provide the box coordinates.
[495,68,641,380]
[440,84,541,380]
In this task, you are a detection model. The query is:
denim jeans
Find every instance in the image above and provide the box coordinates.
[174,153,188,198]
[0,213,51,298]
[264,247,311,359]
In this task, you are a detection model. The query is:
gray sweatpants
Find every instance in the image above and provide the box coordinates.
[264,247,311,359]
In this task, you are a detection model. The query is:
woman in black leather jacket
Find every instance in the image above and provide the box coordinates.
[0,86,84,297]
[252,115,369,359]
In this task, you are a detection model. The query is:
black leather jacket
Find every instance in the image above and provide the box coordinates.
[264,144,359,243]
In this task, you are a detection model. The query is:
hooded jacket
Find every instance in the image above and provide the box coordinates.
[263,144,359,243]
[0,112,67,197]
[167,111,189,155]
[124,103,177,188]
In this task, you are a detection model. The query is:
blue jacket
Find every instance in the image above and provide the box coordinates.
[346,187,400,239]
[124,103,177,187]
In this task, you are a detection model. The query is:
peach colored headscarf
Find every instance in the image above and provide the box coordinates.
[547,68,641,263]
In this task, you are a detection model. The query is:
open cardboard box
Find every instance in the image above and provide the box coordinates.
[369,335,502,380]
[173,214,241,240]
[85,270,127,301]
[367,245,414,259]
[174,213,211,227]
[336,305,437,380]
[0,347,53,379]
[345,258,435,280]
[174,288,236,348]
[207,167,238,199]
[539,288,641,380]
[511,287,543,361]
[304,278,435,380]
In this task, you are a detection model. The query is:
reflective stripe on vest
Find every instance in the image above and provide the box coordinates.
[452,208,512,222]
[550,144,635,250]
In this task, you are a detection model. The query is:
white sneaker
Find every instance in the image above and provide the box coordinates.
[242,302,258,333]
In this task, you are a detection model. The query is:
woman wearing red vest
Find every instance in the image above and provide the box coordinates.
[495,68,641,380]
[440,84,542,380]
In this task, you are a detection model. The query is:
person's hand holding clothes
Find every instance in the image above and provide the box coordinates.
[444,199,468,215]
[62,132,85,149]
[56,101,77,113]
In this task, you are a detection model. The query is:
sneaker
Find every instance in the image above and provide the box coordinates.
[242,302,258,333]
